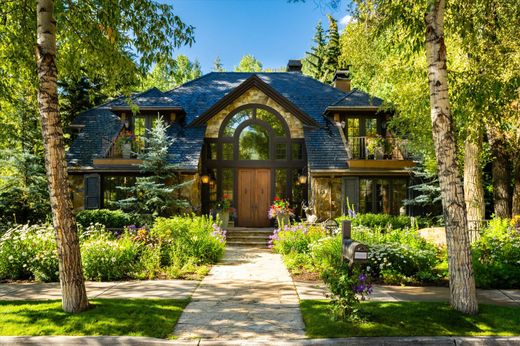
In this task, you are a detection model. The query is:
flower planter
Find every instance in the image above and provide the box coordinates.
[121,143,132,159]
[217,211,229,229]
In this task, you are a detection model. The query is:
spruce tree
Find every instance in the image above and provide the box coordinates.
[117,115,191,218]
[302,21,327,80]
[323,15,340,84]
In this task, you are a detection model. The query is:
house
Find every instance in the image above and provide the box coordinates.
[67,61,415,227]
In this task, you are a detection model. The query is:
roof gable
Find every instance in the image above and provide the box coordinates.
[189,75,319,128]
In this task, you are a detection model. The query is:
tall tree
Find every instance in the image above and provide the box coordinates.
[302,21,327,80]
[36,0,89,313]
[234,55,263,72]
[141,55,202,91]
[213,56,225,72]
[424,0,477,314]
[323,15,340,83]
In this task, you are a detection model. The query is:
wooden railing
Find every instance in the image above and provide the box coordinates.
[347,136,410,160]
[101,134,145,159]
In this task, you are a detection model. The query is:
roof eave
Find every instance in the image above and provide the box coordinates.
[110,106,184,112]
[325,106,381,113]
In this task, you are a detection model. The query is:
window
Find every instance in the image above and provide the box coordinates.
[223,143,234,160]
[222,168,234,202]
[256,108,285,136]
[276,143,287,160]
[365,118,378,136]
[132,114,159,153]
[275,169,288,199]
[347,118,360,138]
[291,143,304,160]
[239,124,270,160]
[223,109,253,137]
[207,143,217,160]
[357,178,407,215]
[103,175,136,209]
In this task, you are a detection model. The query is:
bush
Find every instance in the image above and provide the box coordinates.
[0,224,58,282]
[76,209,140,229]
[270,224,326,254]
[151,215,226,267]
[309,234,343,271]
[472,217,520,289]
[81,231,142,281]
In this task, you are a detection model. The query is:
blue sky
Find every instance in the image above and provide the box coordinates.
[169,0,351,73]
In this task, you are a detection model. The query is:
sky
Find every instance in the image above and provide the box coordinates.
[168,0,352,73]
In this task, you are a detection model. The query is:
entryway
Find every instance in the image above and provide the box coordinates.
[237,168,271,227]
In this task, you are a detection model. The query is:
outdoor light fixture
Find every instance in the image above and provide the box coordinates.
[201,175,210,184]
[298,174,308,185]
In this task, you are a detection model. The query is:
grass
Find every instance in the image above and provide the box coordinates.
[301,300,520,338]
[0,298,189,339]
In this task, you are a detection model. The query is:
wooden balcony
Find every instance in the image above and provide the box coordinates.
[346,136,415,170]
[92,132,143,167]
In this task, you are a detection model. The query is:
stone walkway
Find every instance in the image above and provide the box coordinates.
[0,280,197,300]
[174,246,305,341]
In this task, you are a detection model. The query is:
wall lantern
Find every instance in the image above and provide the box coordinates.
[298,174,308,185]
[201,175,210,184]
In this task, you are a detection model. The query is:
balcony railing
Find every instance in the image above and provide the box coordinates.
[347,136,410,160]
[101,134,145,159]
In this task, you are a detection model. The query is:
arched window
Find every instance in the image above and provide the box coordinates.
[223,109,253,137]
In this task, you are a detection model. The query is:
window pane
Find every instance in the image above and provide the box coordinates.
[292,169,305,205]
[276,143,287,160]
[223,143,233,160]
[256,108,285,136]
[291,143,304,160]
[207,142,217,160]
[392,179,408,215]
[208,169,217,203]
[223,109,253,137]
[239,124,270,160]
[347,118,360,137]
[275,169,288,199]
[365,118,378,136]
[133,116,146,153]
[222,168,234,202]
[103,176,135,210]
[375,179,391,214]
[359,178,373,213]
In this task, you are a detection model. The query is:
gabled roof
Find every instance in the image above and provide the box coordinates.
[110,87,183,111]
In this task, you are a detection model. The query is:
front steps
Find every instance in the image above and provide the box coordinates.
[225,227,274,247]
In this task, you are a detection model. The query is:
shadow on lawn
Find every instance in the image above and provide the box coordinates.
[0,298,188,338]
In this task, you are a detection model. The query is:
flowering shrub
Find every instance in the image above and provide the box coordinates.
[472,217,520,288]
[270,224,326,253]
[76,209,140,229]
[0,224,58,282]
[337,213,431,230]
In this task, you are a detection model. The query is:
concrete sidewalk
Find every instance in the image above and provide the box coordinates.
[0,279,198,300]
[294,281,520,306]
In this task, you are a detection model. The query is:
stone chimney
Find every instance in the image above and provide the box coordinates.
[287,60,302,73]
[333,67,351,92]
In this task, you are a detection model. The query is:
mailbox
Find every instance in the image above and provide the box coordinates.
[341,220,369,264]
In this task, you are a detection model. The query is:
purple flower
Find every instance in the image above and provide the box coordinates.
[358,273,367,282]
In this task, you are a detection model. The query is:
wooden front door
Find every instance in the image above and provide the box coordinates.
[237,168,271,227]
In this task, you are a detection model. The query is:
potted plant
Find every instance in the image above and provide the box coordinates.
[117,130,134,159]
[214,198,233,229]
[268,197,294,228]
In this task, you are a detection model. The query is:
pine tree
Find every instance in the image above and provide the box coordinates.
[117,116,191,217]
[323,15,340,84]
[302,21,327,80]
[213,56,225,72]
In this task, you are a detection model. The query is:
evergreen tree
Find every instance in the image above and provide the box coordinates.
[140,55,202,91]
[323,15,341,83]
[117,116,191,217]
[213,56,225,72]
[302,21,327,80]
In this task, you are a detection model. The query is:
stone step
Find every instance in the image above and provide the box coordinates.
[225,230,274,237]
[226,240,269,247]
[225,235,271,242]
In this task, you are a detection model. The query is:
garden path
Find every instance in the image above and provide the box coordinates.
[173,246,306,341]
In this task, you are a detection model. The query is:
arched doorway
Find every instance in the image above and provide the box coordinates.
[202,104,307,227]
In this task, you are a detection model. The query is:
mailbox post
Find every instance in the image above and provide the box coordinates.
[342,220,369,269]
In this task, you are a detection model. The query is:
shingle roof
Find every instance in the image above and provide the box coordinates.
[68,72,382,171]
[110,87,182,109]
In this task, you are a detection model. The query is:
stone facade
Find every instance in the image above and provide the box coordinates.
[179,173,201,211]
[311,176,343,220]
[205,87,304,139]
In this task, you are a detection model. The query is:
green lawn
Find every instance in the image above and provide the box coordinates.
[0,299,189,339]
[301,300,520,338]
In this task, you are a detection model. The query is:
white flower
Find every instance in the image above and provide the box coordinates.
[8,255,13,261]
[111,257,116,263]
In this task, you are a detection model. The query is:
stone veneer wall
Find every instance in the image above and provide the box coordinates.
[311,176,343,220]
[205,87,304,139]
[179,173,201,212]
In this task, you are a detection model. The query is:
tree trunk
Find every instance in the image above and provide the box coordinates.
[512,159,520,216]
[486,122,511,218]
[424,0,478,314]
[464,133,485,230]
[36,0,89,313]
